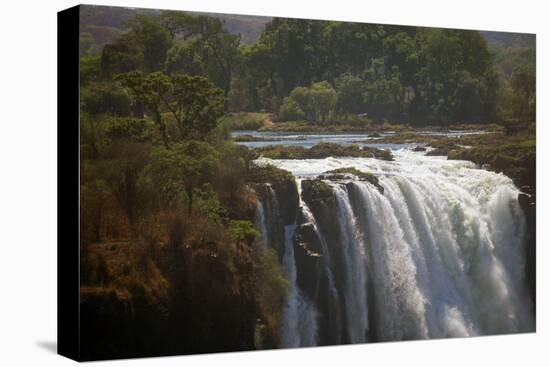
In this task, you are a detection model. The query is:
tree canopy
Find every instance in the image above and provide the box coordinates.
[84,8,535,126]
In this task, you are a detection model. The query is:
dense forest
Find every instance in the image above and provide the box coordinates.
[80,6,535,126]
[79,5,536,360]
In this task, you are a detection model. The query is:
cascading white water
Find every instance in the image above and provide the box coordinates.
[331,184,370,343]
[280,224,318,347]
[298,186,342,343]
[255,149,534,346]
[255,193,268,245]
[256,185,318,347]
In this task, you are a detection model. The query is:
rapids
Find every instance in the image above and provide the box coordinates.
[255,149,534,346]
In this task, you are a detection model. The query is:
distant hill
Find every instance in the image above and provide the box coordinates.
[199,12,271,44]
[480,31,535,79]
[79,5,270,54]
[481,30,535,49]
[80,5,536,67]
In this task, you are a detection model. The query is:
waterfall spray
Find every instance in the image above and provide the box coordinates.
[255,150,534,346]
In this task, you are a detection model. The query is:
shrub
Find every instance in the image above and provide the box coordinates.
[81,81,131,116]
[228,220,259,246]
[253,248,289,348]
[255,143,393,160]
[221,112,268,131]
[277,97,306,121]
[105,117,155,143]
[278,81,337,122]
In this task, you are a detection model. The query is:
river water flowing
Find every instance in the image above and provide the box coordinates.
[247,132,534,346]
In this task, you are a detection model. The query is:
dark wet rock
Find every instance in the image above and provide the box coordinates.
[294,223,323,300]
[255,142,393,161]
[361,146,393,161]
[426,147,454,156]
[248,164,299,226]
[519,190,536,311]
[320,167,384,194]
[300,179,347,345]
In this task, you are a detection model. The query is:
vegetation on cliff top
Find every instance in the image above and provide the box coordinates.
[254,143,393,160]
[301,180,334,208]
[373,129,536,189]
[448,138,535,188]
[321,167,383,193]
[247,163,295,187]
[221,112,272,131]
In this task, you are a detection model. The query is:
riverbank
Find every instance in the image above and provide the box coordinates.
[375,129,535,190]
[225,112,505,134]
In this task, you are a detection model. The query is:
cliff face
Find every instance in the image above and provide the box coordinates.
[518,166,536,314]
[519,191,536,312]
[80,236,259,360]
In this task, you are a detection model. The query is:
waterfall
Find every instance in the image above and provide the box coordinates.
[331,184,369,343]
[298,186,342,344]
[255,184,318,347]
[255,193,268,245]
[255,151,534,347]
[280,224,318,347]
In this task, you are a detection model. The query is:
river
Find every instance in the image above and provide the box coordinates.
[240,131,535,347]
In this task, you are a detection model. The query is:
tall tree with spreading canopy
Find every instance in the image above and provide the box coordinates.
[164,74,226,140]
[150,141,221,215]
[161,12,241,97]
[117,71,171,147]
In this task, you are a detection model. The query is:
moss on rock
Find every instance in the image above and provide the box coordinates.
[320,167,384,193]
[301,179,334,207]
[255,143,393,160]
[248,163,299,225]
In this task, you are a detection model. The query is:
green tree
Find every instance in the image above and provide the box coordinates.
[363,66,409,122]
[103,142,152,231]
[257,18,328,99]
[127,15,172,72]
[80,112,107,160]
[81,81,131,116]
[100,32,143,78]
[412,29,497,124]
[161,12,240,97]
[228,220,259,247]
[117,71,171,147]
[309,81,337,123]
[80,55,101,87]
[335,73,366,114]
[150,141,221,215]
[323,22,387,81]
[159,10,195,39]
[100,14,171,77]
[105,117,155,143]
[278,81,336,122]
[238,43,276,111]
[278,97,305,121]
[165,74,225,140]
[215,142,250,217]
[166,39,206,76]
[510,64,536,121]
